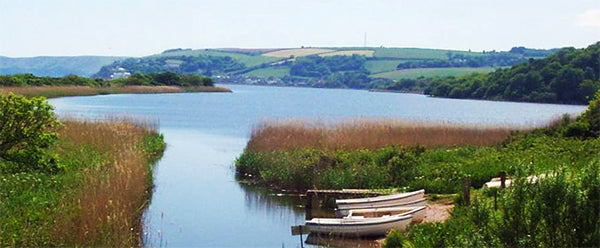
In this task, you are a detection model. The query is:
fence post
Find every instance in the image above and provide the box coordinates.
[305,191,313,220]
[499,171,507,189]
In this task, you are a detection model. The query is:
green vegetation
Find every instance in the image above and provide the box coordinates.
[94,55,247,78]
[0,73,228,98]
[0,94,166,246]
[152,49,280,67]
[0,56,123,77]
[419,42,600,104]
[390,162,599,247]
[364,59,404,74]
[243,66,290,78]
[0,94,60,173]
[372,67,496,81]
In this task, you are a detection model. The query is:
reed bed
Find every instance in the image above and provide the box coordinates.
[0,85,231,98]
[53,118,163,246]
[0,117,165,247]
[247,119,525,152]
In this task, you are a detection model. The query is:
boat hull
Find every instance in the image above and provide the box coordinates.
[336,189,424,212]
[337,197,427,216]
[306,214,412,237]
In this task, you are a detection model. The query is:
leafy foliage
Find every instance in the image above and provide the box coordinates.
[419,42,600,104]
[94,55,246,78]
[0,94,60,173]
[0,74,102,87]
[393,161,600,247]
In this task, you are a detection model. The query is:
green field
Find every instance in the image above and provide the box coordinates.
[364,59,403,74]
[150,49,280,67]
[372,47,483,59]
[371,67,496,80]
[243,67,290,78]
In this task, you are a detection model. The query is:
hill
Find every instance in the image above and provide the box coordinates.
[0,56,124,77]
[409,42,600,104]
[93,46,555,90]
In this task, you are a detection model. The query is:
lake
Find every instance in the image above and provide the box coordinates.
[49,85,586,247]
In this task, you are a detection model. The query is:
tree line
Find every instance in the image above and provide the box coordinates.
[94,55,246,79]
[0,72,214,88]
[387,42,600,104]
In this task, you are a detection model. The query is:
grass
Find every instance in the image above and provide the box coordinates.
[150,49,279,67]
[246,119,519,152]
[372,47,482,59]
[0,117,165,246]
[262,48,335,58]
[364,59,404,74]
[243,67,291,78]
[236,116,600,193]
[371,67,497,80]
[319,50,374,57]
[0,85,231,98]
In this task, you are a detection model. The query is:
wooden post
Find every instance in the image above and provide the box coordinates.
[463,177,470,206]
[305,191,313,220]
[499,171,507,189]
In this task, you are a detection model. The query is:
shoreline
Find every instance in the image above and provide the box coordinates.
[0,85,232,99]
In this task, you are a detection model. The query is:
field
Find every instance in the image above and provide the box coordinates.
[372,47,483,59]
[243,67,290,78]
[319,50,374,57]
[150,49,280,67]
[371,67,496,80]
[364,59,404,74]
[262,48,335,58]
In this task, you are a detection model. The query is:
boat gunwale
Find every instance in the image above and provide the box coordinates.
[306,214,412,227]
[335,189,425,205]
[337,197,427,211]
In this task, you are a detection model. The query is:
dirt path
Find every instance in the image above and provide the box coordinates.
[424,202,454,222]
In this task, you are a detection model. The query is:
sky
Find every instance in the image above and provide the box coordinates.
[0,0,599,57]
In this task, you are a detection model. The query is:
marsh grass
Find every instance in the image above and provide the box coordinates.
[0,117,165,247]
[0,85,231,98]
[247,119,522,152]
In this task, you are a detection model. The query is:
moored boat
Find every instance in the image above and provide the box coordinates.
[305,214,413,237]
[337,197,427,216]
[335,189,424,211]
[348,206,426,223]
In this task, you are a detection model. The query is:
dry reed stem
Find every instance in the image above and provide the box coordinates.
[247,119,527,152]
[52,118,159,246]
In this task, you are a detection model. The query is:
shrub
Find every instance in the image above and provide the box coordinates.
[0,94,60,173]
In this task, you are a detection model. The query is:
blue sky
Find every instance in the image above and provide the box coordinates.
[0,0,598,57]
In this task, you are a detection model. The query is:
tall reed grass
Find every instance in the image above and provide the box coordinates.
[0,85,231,98]
[247,119,524,152]
[0,117,165,247]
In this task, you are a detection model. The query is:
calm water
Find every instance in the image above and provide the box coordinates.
[49,85,586,247]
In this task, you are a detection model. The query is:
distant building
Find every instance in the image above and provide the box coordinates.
[110,67,131,79]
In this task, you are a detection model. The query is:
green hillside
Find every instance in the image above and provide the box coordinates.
[0,56,124,77]
[372,67,497,80]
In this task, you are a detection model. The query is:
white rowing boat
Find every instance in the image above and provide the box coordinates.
[305,214,413,237]
[337,197,427,216]
[348,206,426,223]
[335,189,424,211]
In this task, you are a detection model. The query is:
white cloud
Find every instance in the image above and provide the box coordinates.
[577,9,600,28]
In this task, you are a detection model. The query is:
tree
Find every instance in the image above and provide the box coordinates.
[0,94,61,173]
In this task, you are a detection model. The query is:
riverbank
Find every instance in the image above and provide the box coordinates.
[0,85,231,98]
[0,118,165,246]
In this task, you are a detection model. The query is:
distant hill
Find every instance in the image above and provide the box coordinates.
[94,46,557,89]
[0,56,125,77]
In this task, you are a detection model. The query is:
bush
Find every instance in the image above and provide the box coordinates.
[0,94,60,173]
